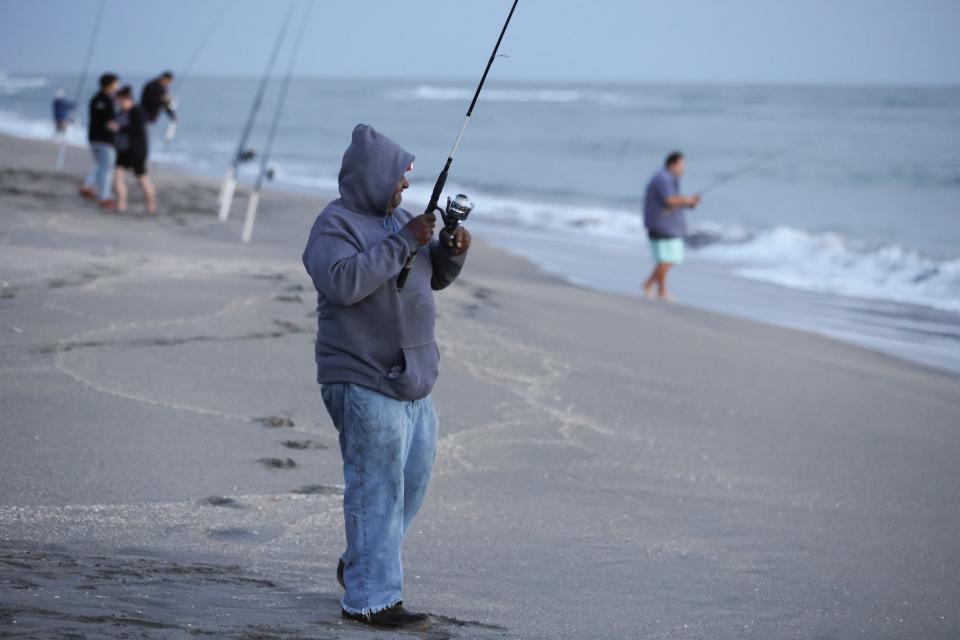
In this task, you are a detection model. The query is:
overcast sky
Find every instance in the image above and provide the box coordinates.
[1,0,959,85]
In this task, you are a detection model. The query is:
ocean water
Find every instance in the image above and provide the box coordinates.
[2,72,959,372]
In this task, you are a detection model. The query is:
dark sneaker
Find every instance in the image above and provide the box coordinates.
[336,558,345,589]
[79,186,96,200]
[342,603,432,631]
[99,199,118,211]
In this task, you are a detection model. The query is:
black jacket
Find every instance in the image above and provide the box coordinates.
[115,105,148,159]
[87,91,115,144]
[140,78,176,123]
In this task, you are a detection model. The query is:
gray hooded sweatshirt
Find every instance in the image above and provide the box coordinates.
[302,124,466,401]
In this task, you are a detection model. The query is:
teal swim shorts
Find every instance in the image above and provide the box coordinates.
[649,238,685,264]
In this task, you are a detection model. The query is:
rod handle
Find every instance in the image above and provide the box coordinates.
[397,168,449,291]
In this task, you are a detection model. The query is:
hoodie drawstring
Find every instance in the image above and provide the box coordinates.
[383,213,401,234]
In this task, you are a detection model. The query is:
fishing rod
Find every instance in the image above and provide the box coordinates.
[56,0,106,169]
[396,0,520,291]
[695,134,818,196]
[241,0,313,243]
[217,0,295,222]
[163,0,231,144]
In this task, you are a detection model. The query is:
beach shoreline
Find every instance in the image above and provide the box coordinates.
[7,121,958,377]
[2,132,959,639]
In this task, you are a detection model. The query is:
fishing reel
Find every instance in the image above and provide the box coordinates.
[440,193,475,231]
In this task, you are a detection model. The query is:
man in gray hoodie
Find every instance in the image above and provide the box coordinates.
[303,124,469,630]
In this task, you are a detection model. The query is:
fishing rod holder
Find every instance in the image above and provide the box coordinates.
[441,193,475,230]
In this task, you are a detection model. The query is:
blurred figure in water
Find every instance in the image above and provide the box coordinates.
[51,89,75,135]
[642,151,700,301]
[78,73,120,210]
[113,85,156,215]
[140,71,178,124]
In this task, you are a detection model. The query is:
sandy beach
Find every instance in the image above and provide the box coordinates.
[1,132,959,639]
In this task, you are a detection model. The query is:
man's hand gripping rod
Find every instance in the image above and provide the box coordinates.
[396,0,519,291]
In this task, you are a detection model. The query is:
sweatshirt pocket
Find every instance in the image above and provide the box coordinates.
[383,342,440,401]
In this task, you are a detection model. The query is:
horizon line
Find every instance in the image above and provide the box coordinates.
[4,70,960,92]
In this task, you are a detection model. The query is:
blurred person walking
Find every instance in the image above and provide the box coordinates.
[78,73,119,210]
[113,85,156,215]
[642,151,700,300]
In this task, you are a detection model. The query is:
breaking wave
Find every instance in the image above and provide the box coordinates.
[2,102,956,314]
[0,71,48,96]
[0,109,83,144]
[695,226,960,312]
[402,179,960,312]
[388,84,635,106]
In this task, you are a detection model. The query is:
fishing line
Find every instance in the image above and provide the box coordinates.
[177,1,231,85]
[241,0,313,243]
[164,0,232,143]
[56,0,106,169]
[396,0,520,290]
[217,0,296,222]
[696,133,820,195]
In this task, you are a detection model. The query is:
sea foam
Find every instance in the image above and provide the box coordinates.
[0,71,48,96]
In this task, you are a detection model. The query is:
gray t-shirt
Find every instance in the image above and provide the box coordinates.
[643,168,687,239]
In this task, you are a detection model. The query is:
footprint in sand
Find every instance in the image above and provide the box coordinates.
[271,319,305,333]
[250,273,286,282]
[203,496,245,509]
[205,527,261,541]
[473,286,495,301]
[254,416,295,428]
[272,293,303,303]
[290,484,342,496]
[281,440,327,450]
[257,457,296,469]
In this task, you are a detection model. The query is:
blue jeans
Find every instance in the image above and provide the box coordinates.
[321,383,438,616]
[83,142,116,201]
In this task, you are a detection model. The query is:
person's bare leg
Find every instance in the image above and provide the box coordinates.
[658,263,675,301]
[138,175,157,215]
[643,266,659,298]
[648,264,666,297]
[114,167,128,212]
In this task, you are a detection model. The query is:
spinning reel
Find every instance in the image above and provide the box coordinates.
[440,193,475,231]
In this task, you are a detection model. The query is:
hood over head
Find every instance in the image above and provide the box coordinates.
[337,124,415,216]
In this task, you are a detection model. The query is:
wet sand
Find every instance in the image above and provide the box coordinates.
[1,133,959,639]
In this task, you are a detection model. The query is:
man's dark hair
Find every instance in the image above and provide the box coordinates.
[160,71,174,80]
[116,85,133,99]
[98,73,119,88]
[665,151,684,168]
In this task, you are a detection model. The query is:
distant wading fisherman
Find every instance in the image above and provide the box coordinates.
[78,73,120,210]
[302,124,470,631]
[51,89,75,135]
[643,151,701,300]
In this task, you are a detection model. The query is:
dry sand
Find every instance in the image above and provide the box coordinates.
[1,133,959,639]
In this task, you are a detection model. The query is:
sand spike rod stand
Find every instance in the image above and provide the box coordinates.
[217,1,295,221]
[242,1,313,243]
[57,0,105,169]
[395,0,520,290]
